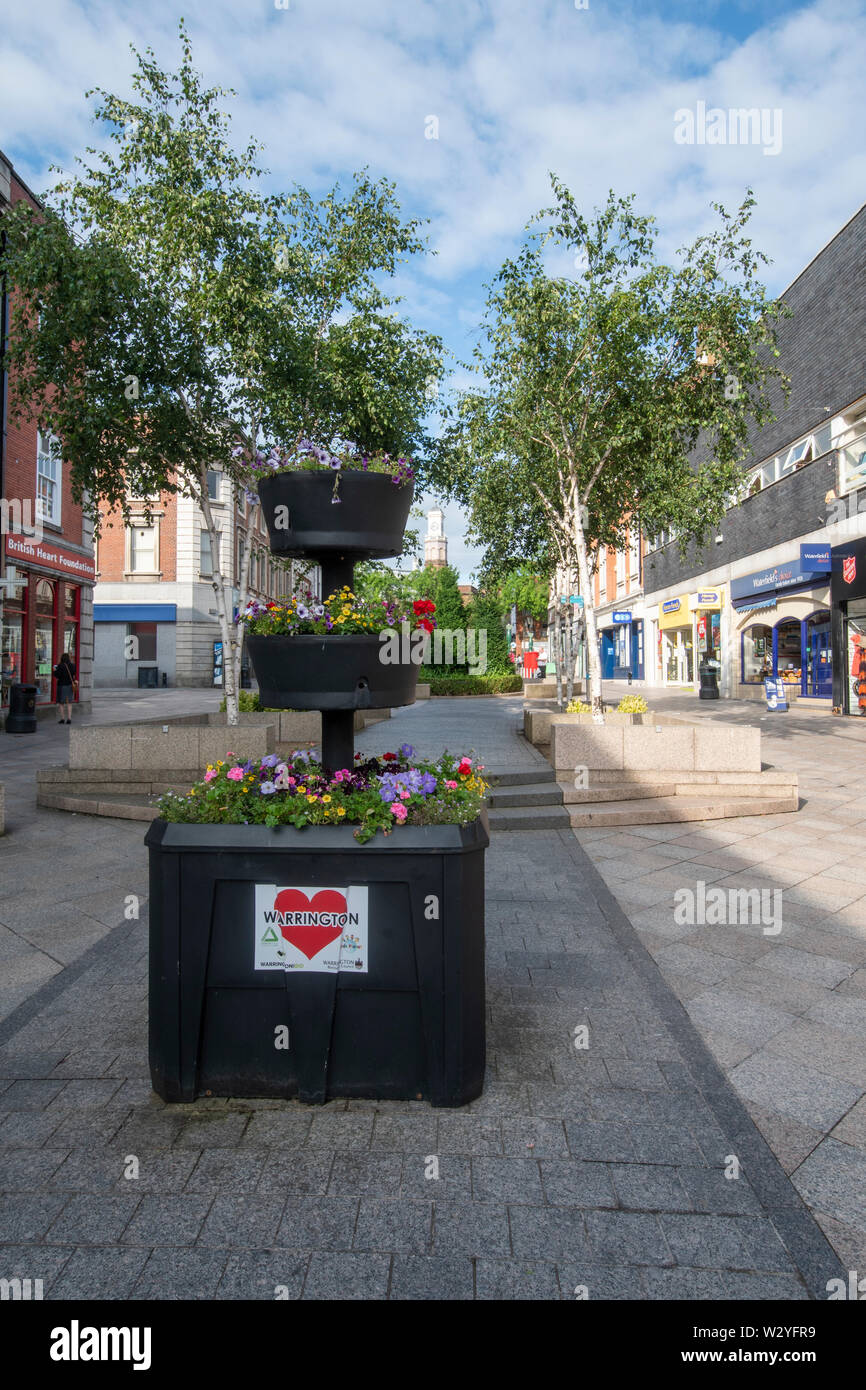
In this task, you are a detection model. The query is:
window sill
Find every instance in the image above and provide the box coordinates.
[123,571,163,580]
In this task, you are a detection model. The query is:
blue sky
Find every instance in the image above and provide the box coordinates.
[2,0,864,578]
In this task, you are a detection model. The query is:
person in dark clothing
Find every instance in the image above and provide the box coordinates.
[53,652,77,723]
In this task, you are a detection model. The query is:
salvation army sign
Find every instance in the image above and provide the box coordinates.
[254,884,368,973]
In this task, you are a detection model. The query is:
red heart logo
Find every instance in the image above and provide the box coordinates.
[273,888,347,960]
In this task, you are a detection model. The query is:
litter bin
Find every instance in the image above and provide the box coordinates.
[6,682,38,733]
[699,662,720,699]
[137,666,159,689]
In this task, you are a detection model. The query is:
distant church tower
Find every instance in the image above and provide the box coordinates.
[424,507,448,569]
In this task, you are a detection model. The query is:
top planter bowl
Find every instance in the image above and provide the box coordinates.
[258,470,414,559]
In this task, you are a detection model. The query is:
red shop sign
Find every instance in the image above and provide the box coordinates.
[4,533,96,582]
[843,554,857,585]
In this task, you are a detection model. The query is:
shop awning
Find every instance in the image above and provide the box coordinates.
[93,604,177,623]
[733,598,777,615]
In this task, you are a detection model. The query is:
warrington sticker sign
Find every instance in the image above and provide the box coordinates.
[254,885,369,973]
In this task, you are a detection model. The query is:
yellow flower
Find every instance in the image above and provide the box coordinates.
[307,795,317,804]
[322,795,332,804]
[337,807,346,817]
[297,786,306,795]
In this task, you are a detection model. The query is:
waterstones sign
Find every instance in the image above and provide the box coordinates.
[254,885,368,973]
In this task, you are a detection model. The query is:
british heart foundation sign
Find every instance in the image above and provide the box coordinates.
[254,885,368,973]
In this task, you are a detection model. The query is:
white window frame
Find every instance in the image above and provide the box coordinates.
[128,523,158,575]
[36,431,62,526]
[200,528,220,578]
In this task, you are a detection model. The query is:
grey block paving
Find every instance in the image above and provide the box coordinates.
[0,695,845,1299]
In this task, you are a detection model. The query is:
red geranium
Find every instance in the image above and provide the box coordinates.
[418,618,435,633]
[457,758,472,777]
[383,752,397,761]
[412,599,436,616]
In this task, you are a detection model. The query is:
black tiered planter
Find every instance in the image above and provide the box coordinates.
[258,470,414,558]
[148,467,487,1107]
[246,634,419,712]
[146,817,488,1105]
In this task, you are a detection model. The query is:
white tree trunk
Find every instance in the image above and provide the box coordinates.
[573,505,605,722]
[198,479,239,727]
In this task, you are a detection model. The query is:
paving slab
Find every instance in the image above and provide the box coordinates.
[0,693,845,1299]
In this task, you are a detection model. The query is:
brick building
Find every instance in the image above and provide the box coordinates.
[93,479,311,688]
[643,201,866,708]
[592,524,646,681]
[1,150,96,721]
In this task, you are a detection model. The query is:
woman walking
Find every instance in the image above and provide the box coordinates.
[53,652,77,724]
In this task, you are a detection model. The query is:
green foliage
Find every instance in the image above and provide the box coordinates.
[566,698,592,713]
[498,565,549,624]
[219,691,272,712]
[616,694,649,713]
[426,674,522,695]
[468,590,512,674]
[157,749,488,844]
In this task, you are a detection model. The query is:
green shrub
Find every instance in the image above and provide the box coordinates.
[219,691,286,712]
[566,698,592,713]
[616,694,649,713]
[428,674,522,696]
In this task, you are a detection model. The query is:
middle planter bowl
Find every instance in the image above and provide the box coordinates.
[246,633,420,711]
[258,469,414,559]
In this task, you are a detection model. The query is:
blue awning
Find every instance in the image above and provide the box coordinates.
[734,598,777,615]
[93,604,177,623]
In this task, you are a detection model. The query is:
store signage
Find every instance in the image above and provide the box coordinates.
[4,534,96,582]
[843,554,857,585]
[612,611,632,624]
[695,591,720,607]
[254,885,368,973]
[800,545,831,572]
[569,594,584,606]
[731,560,825,602]
[662,599,682,614]
[763,679,789,713]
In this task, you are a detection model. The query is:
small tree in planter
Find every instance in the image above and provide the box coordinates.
[1,22,442,723]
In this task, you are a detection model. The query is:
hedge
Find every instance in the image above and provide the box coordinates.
[427,674,523,696]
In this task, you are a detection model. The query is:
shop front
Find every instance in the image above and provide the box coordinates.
[2,535,96,713]
[732,553,831,701]
[691,589,725,689]
[831,536,866,715]
[658,596,694,686]
[599,611,645,680]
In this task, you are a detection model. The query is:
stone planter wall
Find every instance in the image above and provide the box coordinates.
[549,720,762,774]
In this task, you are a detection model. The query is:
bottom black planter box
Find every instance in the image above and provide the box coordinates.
[145,817,488,1107]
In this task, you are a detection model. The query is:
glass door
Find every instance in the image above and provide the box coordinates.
[34,578,56,703]
[806,614,831,697]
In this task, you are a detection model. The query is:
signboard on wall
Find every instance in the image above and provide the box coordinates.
[763,678,788,712]
[800,545,830,572]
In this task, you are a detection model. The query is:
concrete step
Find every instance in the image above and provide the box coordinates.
[488,768,557,787]
[488,781,565,808]
[564,782,675,804]
[37,789,158,821]
[568,793,799,828]
[488,804,572,831]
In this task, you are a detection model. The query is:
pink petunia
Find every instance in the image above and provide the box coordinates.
[203,769,218,782]
[390,802,408,822]
[226,766,244,781]
[445,779,458,790]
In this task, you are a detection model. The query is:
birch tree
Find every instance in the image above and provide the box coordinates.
[437,178,788,716]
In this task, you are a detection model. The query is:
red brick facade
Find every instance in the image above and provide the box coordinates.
[1,150,96,712]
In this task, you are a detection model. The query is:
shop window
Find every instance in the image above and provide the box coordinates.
[34,578,56,704]
[130,525,157,573]
[742,624,772,683]
[1,587,25,705]
[128,621,157,663]
[37,432,62,526]
[776,618,802,686]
